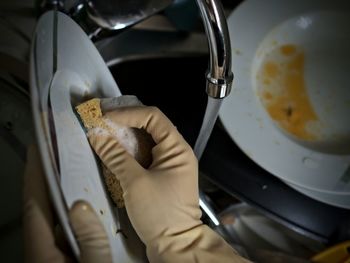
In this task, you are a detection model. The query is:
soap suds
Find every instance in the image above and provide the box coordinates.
[103,118,138,158]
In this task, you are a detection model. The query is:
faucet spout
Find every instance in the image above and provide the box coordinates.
[196,0,233,99]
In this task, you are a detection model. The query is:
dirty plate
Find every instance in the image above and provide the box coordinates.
[30,11,146,262]
[220,0,350,205]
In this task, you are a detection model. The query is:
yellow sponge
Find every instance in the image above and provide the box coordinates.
[76,98,125,208]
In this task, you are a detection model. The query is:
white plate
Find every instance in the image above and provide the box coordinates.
[30,11,146,262]
[221,0,350,195]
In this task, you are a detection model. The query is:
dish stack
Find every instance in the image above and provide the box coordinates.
[220,0,350,208]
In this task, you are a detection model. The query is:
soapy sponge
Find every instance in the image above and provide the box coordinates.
[76,96,154,208]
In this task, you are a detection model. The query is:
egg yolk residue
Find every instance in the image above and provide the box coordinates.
[258,44,318,140]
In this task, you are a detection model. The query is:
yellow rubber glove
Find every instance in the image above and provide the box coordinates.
[23,145,112,263]
[88,106,250,263]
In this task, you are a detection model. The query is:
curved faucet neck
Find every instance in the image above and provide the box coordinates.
[196,0,233,99]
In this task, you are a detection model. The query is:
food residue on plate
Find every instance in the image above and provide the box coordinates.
[257,44,319,140]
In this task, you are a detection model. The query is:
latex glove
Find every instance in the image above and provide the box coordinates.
[23,145,112,263]
[88,106,250,263]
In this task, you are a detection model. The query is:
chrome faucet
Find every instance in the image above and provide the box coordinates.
[195,0,233,99]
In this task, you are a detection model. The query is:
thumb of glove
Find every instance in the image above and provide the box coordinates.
[68,201,113,263]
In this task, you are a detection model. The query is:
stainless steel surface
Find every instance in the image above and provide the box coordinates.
[218,203,325,258]
[86,0,172,30]
[43,0,175,40]
[97,29,208,62]
[196,0,233,98]
[199,191,220,226]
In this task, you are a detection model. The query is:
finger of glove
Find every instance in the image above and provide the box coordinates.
[23,144,67,262]
[87,130,144,186]
[103,107,192,166]
[69,201,112,263]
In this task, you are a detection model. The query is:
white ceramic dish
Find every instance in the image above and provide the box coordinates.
[30,11,146,262]
[221,0,350,199]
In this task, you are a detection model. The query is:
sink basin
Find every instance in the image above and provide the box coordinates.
[98,29,210,146]
[109,55,208,146]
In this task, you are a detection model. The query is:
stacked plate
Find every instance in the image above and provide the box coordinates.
[220,0,350,208]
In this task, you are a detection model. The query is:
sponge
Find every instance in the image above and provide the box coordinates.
[76,96,154,208]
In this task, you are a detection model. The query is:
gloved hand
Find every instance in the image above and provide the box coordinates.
[23,145,112,263]
[88,106,250,263]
